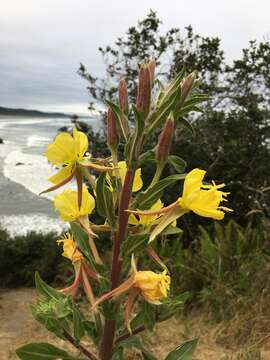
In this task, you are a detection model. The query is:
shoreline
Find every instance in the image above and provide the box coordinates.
[0,146,67,236]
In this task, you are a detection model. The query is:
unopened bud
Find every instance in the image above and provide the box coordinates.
[156,117,174,162]
[180,72,196,104]
[136,64,151,116]
[118,78,129,114]
[148,58,156,86]
[107,107,118,147]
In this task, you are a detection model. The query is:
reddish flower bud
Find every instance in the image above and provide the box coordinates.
[136,64,151,116]
[156,117,174,162]
[107,107,118,147]
[148,58,156,86]
[118,78,129,114]
[180,72,196,104]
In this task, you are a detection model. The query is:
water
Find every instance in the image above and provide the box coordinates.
[0,115,100,235]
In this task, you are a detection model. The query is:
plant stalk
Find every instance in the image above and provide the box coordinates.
[99,168,135,360]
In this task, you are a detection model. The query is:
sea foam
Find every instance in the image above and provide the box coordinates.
[3,149,76,201]
[0,213,68,236]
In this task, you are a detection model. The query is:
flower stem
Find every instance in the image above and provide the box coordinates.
[149,162,164,188]
[99,168,135,360]
[62,329,98,360]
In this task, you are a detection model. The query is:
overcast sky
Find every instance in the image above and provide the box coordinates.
[1,0,269,115]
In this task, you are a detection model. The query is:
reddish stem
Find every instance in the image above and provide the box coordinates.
[100,168,135,360]
[75,170,83,209]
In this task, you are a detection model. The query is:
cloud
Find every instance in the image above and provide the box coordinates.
[0,0,269,114]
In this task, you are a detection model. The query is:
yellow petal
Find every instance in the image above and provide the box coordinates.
[48,164,74,184]
[81,186,95,215]
[179,168,232,220]
[54,186,95,222]
[138,199,163,225]
[57,233,83,262]
[73,128,88,158]
[182,168,205,206]
[44,132,77,165]
[128,214,139,225]
[134,270,170,303]
[114,161,143,192]
[133,168,143,192]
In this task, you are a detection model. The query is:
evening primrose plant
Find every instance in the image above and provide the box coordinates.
[16,60,231,360]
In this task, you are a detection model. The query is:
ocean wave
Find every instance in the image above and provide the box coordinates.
[0,213,68,237]
[0,142,19,159]
[3,149,76,200]
[27,135,51,148]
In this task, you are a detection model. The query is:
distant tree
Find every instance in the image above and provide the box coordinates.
[78,10,270,226]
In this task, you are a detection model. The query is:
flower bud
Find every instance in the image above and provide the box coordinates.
[118,78,129,114]
[180,72,196,104]
[156,117,174,162]
[148,58,156,86]
[136,64,151,116]
[107,107,118,147]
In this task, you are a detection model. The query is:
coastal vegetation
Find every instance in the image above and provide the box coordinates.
[1,10,270,360]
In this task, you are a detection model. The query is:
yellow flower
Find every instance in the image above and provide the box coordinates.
[178,168,232,220]
[129,199,163,226]
[134,270,170,304]
[45,128,88,185]
[54,186,95,222]
[110,161,143,192]
[127,168,232,242]
[57,233,83,263]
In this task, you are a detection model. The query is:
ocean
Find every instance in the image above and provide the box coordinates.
[0,115,100,236]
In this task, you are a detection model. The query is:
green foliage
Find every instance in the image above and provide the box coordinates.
[0,228,65,287]
[165,338,198,360]
[165,220,269,318]
[79,10,270,227]
[16,342,85,360]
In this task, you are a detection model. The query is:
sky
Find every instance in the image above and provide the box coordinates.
[1,0,269,115]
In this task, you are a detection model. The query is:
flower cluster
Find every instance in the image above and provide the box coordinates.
[23,60,233,360]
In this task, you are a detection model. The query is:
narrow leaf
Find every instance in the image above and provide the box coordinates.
[165,338,199,360]
[135,174,185,210]
[16,342,85,360]
[35,273,65,301]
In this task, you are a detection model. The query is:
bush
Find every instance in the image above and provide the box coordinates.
[0,228,65,287]
[156,220,270,319]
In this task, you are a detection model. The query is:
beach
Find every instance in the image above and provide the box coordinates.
[0,115,100,236]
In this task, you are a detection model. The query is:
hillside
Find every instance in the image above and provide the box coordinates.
[0,106,69,118]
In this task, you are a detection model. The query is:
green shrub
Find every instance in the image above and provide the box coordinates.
[0,228,65,287]
[155,220,269,319]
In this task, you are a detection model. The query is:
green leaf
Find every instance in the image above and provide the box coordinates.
[115,336,157,360]
[168,155,186,173]
[35,273,65,301]
[70,223,95,267]
[165,338,199,360]
[148,89,180,135]
[161,225,183,236]
[127,105,145,164]
[16,342,85,360]
[121,233,148,257]
[73,308,85,342]
[139,149,156,165]
[143,302,156,331]
[135,174,185,210]
[96,172,115,226]
[83,320,98,344]
[175,117,195,135]
[112,348,123,360]
[157,292,190,322]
